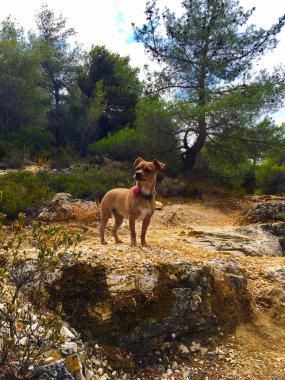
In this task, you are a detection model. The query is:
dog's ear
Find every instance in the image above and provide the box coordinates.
[153,159,165,171]
[134,157,144,167]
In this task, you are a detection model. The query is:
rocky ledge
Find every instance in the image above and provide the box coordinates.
[47,255,251,351]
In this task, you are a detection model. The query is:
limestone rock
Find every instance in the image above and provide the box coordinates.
[242,202,285,224]
[185,224,285,257]
[155,201,164,210]
[47,258,252,348]
[38,193,98,222]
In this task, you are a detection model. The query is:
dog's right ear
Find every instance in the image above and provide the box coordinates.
[134,157,144,167]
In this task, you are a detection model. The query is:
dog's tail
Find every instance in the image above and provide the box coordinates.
[95,190,101,211]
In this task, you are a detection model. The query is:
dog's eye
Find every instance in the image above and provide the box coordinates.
[145,168,151,173]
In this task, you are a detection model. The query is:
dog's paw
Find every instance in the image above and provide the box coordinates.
[101,241,108,245]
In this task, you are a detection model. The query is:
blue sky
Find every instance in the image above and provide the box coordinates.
[1,0,285,123]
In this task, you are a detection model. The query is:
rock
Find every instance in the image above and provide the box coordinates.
[179,343,190,354]
[47,258,252,349]
[242,202,285,224]
[85,369,95,380]
[98,368,104,375]
[38,192,99,222]
[30,359,74,379]
[185,224,285,257]
[190,343,201,352]
[60,326,76,340]
[155,201,164,210]
[200,347,208,356]
[65,354,82,372]
[61,341,78,355]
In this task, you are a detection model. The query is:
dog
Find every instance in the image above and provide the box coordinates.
[96,157,165,247]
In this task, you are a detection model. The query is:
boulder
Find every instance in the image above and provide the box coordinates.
[242,202,285,224]
[38,193,99,222]
[47,258,252,350]
[185,223,285,257]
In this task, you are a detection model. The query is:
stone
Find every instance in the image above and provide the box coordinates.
[242,202,285,223]
[30,359,74,379]
[98,368,104,375]
[47,258,252,350]
[85,369,95,380]
[65,354,82,373]
[200,347,208,356]
[61,341,78,355]
[38,193,99,222]
[60,326,76,340]
[179,343,190,354]
[185,224,284,257]
[155,201,164,210]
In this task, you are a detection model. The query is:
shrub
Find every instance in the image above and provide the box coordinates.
[255,159,285,194]
[0,215,81,379]
[90,127,142,161]
[0,171,53,218]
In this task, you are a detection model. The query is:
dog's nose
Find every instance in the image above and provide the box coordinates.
[134,171,142,180]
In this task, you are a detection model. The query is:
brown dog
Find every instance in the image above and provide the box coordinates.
[97,157,165,247]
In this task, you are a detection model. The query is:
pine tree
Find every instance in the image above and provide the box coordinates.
[134,0,285,170]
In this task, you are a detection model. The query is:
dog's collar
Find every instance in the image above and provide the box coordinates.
[133,186,156,201]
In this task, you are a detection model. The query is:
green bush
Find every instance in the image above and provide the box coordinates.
[40,166,132,199]
[8,125,55,158]
[90,127,142,161]
[0,166,133,218]
[256,159,285,194]
[0,171,53,217]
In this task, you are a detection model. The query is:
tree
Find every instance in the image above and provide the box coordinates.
[78,45,142,140]
[134,0,285,171]
[90,97,180,167]
[0,18,48,134]
[32,5,81,147]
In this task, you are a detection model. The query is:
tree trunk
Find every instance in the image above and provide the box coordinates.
[182,127,207,171]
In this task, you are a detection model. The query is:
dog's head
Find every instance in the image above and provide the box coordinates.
[134,157,165,182]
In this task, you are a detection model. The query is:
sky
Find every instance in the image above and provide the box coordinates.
[1,0,285,123]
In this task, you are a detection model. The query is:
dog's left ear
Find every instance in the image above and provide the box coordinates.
[134,157,144,167]
[153,159,165,171]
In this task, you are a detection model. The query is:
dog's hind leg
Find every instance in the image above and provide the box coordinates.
[113,211,124,243]
[100,210,110,245]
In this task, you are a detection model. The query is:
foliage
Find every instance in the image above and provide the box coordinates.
[0,166,133,218]
[134,0,285,170]
[0,214,81,379]
[8,125,55,158]
[0,172,53,218]
[80,81,107,156]
[256,159,285,194]
[31,4,82,148]
[0,18,49,136]
[40,166,133,199]
[78,45,142,140]
[91,97,181,169]
[90,127,142,161]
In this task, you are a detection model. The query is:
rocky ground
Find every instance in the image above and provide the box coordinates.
[3,193,285,379]
[47,196,285,380]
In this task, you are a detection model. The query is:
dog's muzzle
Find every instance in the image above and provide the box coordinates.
[134,171,146,181]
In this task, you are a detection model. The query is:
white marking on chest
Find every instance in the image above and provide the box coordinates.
[137,206,151,221]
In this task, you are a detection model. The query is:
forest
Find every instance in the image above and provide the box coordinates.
[0,0,285,218]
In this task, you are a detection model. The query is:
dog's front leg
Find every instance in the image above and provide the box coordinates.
[129,216,137,247]
[141,215,151,247]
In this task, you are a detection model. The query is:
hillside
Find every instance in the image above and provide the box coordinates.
[45,197,285,379]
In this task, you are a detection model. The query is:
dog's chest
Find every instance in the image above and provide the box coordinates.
[137,206,151,221]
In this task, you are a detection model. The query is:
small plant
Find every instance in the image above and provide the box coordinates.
[275,213,285,221]
[0,214,81,379]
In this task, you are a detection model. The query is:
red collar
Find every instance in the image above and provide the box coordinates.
[132,186,156,201]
